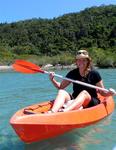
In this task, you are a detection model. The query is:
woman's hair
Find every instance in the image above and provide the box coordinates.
[84,57,92,77]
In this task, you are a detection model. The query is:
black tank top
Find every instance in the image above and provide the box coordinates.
[66,68,102,98]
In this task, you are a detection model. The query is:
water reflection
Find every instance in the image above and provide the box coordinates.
[25,130,82,150]
[25,116,113,150]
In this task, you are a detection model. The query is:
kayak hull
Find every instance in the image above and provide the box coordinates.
[10,95,115,143]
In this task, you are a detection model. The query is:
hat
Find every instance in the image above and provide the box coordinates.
[76,50,90,59]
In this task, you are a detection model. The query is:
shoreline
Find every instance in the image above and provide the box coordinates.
[0,64,77,72]
[0,64,115,72]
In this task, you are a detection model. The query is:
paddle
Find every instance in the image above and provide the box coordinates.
[12,59,116,95]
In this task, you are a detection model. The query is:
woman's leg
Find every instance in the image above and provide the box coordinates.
[63,90,91,112]
[51,89,71,112]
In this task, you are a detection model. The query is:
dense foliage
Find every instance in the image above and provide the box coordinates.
[0,5,116,67]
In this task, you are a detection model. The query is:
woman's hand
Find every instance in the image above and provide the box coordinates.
[97,88,116,97]
[49,72,61,89]
[49,72,55,80]
[107,88,116,96]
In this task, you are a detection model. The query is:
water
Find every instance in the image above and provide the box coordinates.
[0,69,116,150]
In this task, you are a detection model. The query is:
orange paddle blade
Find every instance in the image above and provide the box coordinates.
[12,60,44,74]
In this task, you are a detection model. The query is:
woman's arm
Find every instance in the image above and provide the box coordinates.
[49,72,71,89]
[96,80,114,96]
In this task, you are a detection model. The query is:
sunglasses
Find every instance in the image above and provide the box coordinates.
[77,51,88,55]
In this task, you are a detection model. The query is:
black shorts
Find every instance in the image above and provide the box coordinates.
[88,97,100,107]
[69,94,74,100]
[69,93,100,108]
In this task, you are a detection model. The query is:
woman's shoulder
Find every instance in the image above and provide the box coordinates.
[66,68,79,77]
[70,68,79,72]
[68,68,79,74]
[91,69,100,74]
[89,69,102,79]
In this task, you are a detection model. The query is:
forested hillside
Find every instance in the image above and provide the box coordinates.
[0,5,116,67]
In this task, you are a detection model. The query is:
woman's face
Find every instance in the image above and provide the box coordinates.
[76,58,88,69]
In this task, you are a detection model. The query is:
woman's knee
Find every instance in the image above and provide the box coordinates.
[80,90,91,99]
[58,89,70,100]
[58,89,68,95]
[80,90,91,107]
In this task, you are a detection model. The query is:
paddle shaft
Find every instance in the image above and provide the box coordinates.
[13,59,116,95]
[44,70,113,93]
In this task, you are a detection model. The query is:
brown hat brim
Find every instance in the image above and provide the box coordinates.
[76,54,90,59]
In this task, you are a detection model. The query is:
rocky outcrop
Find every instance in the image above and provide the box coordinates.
[0,66,13,72]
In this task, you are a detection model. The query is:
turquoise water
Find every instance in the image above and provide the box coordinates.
[0,69,116,150]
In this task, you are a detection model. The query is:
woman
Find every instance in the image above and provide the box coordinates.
[48,50,113,113]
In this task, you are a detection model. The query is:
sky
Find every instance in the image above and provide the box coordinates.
[0,0,116,23]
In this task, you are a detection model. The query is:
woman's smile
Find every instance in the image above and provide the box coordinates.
[76,58,88,69]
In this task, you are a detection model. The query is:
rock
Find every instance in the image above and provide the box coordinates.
[43,64,53,69]
[0,66,13,72]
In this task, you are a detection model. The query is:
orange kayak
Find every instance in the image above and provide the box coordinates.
[10,95,115,143]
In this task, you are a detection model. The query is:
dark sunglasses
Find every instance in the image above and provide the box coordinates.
[77,51,88,55]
